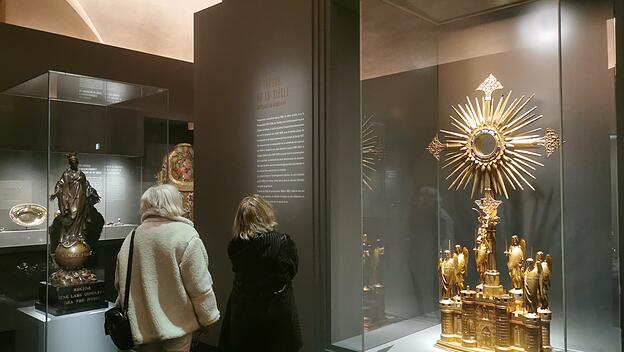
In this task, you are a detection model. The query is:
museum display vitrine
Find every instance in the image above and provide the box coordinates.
[0,71,193,352]
[329,0,621,351]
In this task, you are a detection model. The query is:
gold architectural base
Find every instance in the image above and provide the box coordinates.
[437,291,551,352]
[436,339,531,352]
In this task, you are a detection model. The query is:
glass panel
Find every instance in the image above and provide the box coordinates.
[0,71,197,351]
[360,67,440,351]
[435,2,564,351]
[351,0,624,351]
[0,82,49,352]
[5,71,166,106]
[45,72,169,352]
[352,0,621,351]
[560,1,620,351]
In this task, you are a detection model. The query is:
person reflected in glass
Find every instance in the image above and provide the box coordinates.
[115,185,220,352]
[219,195,303,352]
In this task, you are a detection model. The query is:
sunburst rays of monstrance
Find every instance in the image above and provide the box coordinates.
[427,75,560,352]
[362,115,383,191]
[426,74,561,199]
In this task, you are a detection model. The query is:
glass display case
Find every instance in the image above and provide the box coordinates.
[330,0,620,351]
[0,71,193,352]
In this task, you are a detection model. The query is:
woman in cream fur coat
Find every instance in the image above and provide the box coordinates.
[115,184,220,352]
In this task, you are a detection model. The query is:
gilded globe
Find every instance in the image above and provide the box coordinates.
[54,241,92,270]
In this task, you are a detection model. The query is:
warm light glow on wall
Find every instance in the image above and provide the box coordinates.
[1,0,222,62]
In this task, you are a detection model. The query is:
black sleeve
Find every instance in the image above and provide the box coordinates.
[227,239,235,261]
[279,234,299,280]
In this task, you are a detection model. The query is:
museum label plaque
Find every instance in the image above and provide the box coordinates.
[255,76,307,205]
[36,280,106,316]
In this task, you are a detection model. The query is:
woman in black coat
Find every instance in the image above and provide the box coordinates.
[219,195,303,352]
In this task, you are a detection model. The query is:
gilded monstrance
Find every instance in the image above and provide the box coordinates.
[427,74,560,199]
[428,75,559,352]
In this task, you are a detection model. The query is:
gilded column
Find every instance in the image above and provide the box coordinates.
[522,314,542,352]
[453,299,463,340]
[373,284,385,322]
[509,289,523,314]
[440,300,455,342]
[461,289,477,348]
[539,309,552,352]
[495,295,512,352]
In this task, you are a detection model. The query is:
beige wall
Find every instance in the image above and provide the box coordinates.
[4,0,99,42]
[0,0,220,62]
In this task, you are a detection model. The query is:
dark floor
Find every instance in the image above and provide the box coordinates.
[1,331,217,352]
[0,331,15,352]
[197,342,219,351]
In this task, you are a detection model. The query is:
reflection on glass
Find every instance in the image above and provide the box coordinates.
[328,0,620,351]
[0,71,194,352]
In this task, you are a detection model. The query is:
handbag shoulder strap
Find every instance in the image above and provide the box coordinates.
[123,229,136,314]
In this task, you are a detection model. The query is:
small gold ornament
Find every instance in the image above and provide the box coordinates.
[476,74,503,100]
[426,136,445,161]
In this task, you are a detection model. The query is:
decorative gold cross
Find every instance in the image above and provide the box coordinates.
[475,190,502,218]
[476,74,503,101]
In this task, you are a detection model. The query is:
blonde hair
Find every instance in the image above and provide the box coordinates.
[232,194,278,240]
[140,184,185,220]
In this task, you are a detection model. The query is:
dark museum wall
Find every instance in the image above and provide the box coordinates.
[0,22,193,120]
[194,0,360,350]
[618,0,624,348]
[193,0,315,349]
[328,0,361,344]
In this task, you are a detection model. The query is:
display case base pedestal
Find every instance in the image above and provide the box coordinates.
[35,280,106,316]
[15,304,116,352]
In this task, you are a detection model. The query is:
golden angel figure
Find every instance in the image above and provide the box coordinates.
[370,239,385,287]
[454,245,469,294]
[523,258,542,314]
[536,251,552,310]
[362,234,372,289]
[505,235,526,290]
[474,229,489,286]
[438,250,456,300]
[475,191,501,271]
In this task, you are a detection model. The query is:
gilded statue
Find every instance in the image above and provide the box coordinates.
[362,234,386,327]
[536,251,552,310]
[370,238,384,287]
[523,258,541,314]
[438,249,456,300]
[49,153,104,286]
[475,191,501,271]
[505,235,526,290]
[50,153,101,246]
[454,245,469,293]
[362,234,372,288]
[474,229,489,286]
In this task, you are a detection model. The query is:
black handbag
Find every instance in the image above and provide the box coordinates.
[105,230,136,350]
